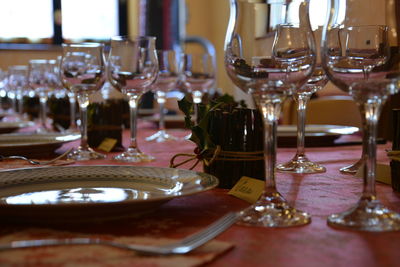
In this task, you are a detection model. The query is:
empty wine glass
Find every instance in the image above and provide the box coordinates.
[277,60,327,173]
[29,59,61,132]
[182,53,216,123]
[225,0,315,227]
[55,55,79,133]
[322,1,400,231]
[146,50,181,142]
[8,65,28,121]
[108,36,159,162]
[60,43,106,161]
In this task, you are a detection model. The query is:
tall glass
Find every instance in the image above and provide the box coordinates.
[322,0,400,231]
[182,53,216,123]
[146,50,181,142]
[56,55,79,132]
[60,43,106,161]
[8,65,28,121]
[28,59,58,132]
[277,63,328,173]
[108,36,159,162]
[225,0,315,227]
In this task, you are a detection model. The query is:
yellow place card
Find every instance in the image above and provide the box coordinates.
[98,138,117,152]
[228,176,264,203]
[355,163,392,185]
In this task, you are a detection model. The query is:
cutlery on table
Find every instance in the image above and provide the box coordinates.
[0,148,73,165]
[0,212,238,255]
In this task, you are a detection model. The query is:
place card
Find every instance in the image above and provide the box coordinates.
[228,176,264,203]
[98,138,117,152]
[355,163,392,185]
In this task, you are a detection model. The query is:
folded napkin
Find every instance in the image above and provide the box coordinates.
[0,228,233,267]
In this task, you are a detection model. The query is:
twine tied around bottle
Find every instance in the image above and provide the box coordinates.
[169,145,264,170]
[387,150,400,161]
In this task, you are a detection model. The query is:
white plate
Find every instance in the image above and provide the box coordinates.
[0,165,219,223]
[277,124,359,136]
[0,132,80,157]
[277,124,359,147]
[0,120,35,134]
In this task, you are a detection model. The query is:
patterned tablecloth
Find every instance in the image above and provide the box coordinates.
[1,123,399,267]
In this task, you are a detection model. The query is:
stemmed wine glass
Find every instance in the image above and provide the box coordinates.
[108,36,159,162]
[182,53,216,124]
[55,55,79,133]
[322,0,400,231]
[146,50,181,142]
[8,65,28,121]
[28,59,60,132]
[276,29,328,173]
[225,0,315,227]
[59,43,106,160]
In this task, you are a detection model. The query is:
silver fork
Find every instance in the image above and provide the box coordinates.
[0,212,238,255]
[0,148,72,165]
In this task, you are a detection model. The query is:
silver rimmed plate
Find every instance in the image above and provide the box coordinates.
[0,165,219,223]
[0,120,35,134]
[277,124,359,147]
[0,132,80,157]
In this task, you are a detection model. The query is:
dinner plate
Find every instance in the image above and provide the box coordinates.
[0,165,219,223]
[0,120,35,134]
[277,124,359,147]
[0,132,80,157]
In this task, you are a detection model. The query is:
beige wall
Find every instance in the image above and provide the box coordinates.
[185,0,232,95]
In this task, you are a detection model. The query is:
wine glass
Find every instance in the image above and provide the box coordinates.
[29,59,60,132]
[277,61,327,173]
[322,0,400,231]
[225,0,315,227]
[146,50,181,142]
[8,65,28,121]
[59,43,106,161]
[182,53,216,124]
[55,55,79,133]
[108,36,158,162]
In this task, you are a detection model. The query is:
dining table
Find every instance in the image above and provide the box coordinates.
[0,120,399,267]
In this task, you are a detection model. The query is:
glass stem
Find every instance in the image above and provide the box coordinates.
[128,95,140,150]
[295,93,311,157]
[359,105,368,163]
[69,94,77,130]
[39,94,48,130]
[261,101,282,192]
[77,93,89,151]
[193,91,203,124]
[157,93,166,132]
[361,101,382,200]
[17,92,24,116]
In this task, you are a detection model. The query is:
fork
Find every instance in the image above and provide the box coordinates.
[0,148,73,165]
[0,212,238,255]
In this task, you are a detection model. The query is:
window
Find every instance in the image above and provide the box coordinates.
[0,0,125,45]
[0,0,54,43]
[61,0,119,42]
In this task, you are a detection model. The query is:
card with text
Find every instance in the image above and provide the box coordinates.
[228,176,264,203]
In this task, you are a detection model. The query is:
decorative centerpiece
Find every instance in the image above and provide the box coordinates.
[171,94,265,189]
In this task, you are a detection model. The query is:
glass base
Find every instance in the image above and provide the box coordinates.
[340,158,363,174]
[328,198,400,232]
[145,130,179,142]
[237,191,311,227]
[67,147,106,161]
[113,148,155,163]
[277,154,326,174]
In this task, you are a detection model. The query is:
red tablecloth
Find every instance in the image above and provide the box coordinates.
[2,123,400,267]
